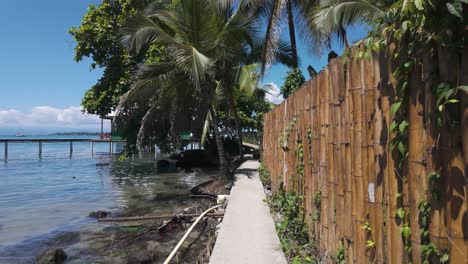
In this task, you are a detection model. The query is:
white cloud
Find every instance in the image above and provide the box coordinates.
[0,106,102,129]
[263,82,284,105]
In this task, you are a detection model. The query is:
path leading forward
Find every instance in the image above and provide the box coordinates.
[209,160,287,264]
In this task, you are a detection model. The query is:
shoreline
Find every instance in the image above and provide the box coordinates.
[0,191,221,264]
[0,152,224,264]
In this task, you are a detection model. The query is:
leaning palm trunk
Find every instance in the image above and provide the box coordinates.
[136,104,159,155]
[210,106,232,180]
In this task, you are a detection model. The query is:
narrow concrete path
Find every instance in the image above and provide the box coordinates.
[209,160,287,264]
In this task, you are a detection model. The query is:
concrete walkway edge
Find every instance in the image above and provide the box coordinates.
[209,160,287,264]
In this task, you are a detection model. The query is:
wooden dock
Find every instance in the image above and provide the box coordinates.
[0,139,126,159]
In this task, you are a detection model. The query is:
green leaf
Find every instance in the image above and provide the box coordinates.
[440,253,449,263]
[399,120,408,133]
[398,141,406,156]
[415,0,424,10]
[447,99,459,104]
[438,105,444,111]
[390,121,398,132]
[390,101,402,114]
[396,208,406,219]
[401,225,411,239]
[366,240,375,248]
[447,3,463,19]
[458,85,468,91]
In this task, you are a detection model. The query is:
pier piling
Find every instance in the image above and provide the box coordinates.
[0,139,125,160]
[38,141,42,159]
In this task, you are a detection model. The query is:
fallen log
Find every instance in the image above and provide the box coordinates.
[98,213,224,222]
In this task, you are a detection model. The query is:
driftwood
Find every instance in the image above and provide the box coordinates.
[98,213,224,222]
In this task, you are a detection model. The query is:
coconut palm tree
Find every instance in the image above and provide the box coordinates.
[244,0,318,73]
[119,0,293,179]
[308,0,391,48]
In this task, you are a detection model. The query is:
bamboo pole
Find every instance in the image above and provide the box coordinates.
[371,52,385,263]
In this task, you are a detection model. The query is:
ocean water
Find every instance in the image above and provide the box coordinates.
[0,135,214,249]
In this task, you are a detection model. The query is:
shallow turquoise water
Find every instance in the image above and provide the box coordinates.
[0,135,214,249]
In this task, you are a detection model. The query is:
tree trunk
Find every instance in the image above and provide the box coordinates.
[210,106,232,180]
[286,0,298,68]
[230,99,244,160]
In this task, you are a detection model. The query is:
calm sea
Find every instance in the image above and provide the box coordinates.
[0,135,213,249]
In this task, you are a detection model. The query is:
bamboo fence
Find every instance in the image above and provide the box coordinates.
[262,47,467,263]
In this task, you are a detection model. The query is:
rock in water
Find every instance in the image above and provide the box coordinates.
[128,250,153,264]
[36,248,67,264]
[88,210,109,218]
[157,159,170,168]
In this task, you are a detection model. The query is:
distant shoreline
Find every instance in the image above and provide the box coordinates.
[47,132,100,136]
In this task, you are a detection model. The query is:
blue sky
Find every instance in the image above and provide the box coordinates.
[0,1,368,130]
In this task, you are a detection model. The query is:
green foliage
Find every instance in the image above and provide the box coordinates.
[428,172,442,200]
[396,208,406,220]
[295,142,305,192]
[70,0,169,116]
[361,221,372,232]
[366,240,375,249]
[278,117,297,151]
[218,91,271,134]
[306,128,314,167]
[271,187,317,262]
[118,151,130,161]
[367,1,466,257]
[334,243,345,264]
[311,190,322,222]
[258,164,271,189]
[281,68,305,99]
[418,199,449,263]
[433,82,466,127]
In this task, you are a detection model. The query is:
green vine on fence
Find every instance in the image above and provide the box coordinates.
[360,0,467,258]
[306,128,313,168]
[334,243,345,264]
[278,117,297,151]
[295,142,305,194]
[311,190,321,222]
[417,171,449,264]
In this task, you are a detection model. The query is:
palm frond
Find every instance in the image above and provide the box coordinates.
[237,64,260,97]
[172,45,212,89]
[136,102,161,153]
[311,0,387,46]
[121,12,174,54]
[261,0,287,76]
[201,109,212,145]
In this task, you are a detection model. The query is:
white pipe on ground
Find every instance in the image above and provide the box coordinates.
[163,204,223,264]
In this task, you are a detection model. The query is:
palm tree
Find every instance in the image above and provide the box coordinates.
[222,39,294,160]
[245,0,317,73]
[308,0,391,48]
[119,0,281,179]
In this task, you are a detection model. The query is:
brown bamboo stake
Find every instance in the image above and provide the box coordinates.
[422,52,448,252]
[343,53,355,262]
[380,45,405,263]
[371,52,385,263]
[438,45,468,264]
[349,50,366,262]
